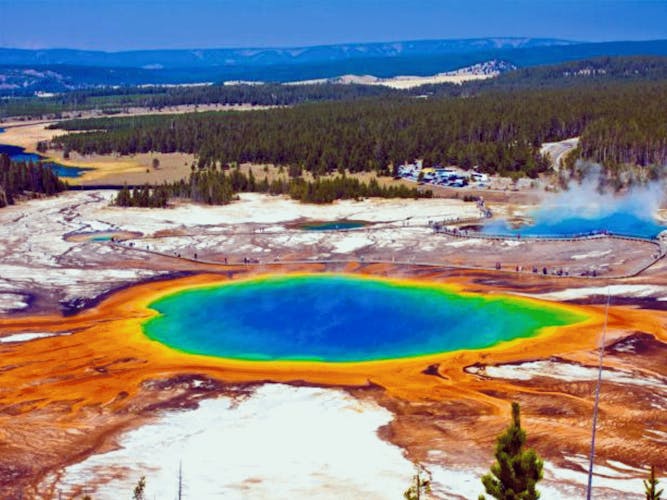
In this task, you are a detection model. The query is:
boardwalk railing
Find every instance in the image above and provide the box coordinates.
[110,233,666,281]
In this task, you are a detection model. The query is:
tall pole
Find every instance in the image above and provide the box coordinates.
[178,460,183,500]
[586,288,611,500]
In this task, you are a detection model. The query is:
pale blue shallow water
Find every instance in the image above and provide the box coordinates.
[481,210,665,239]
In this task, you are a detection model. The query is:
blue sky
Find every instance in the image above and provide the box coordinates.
[0,0,666,50]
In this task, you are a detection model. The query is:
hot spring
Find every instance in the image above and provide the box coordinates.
[142,274,585,362]
[481,212,666,239]
[480,185,667,239]
[298,220,369,231]
[64,230,143,243]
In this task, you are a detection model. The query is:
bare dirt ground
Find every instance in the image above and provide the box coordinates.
[62,151,196,184]
[287,71,496,89]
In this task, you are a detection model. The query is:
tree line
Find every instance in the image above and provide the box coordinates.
[51,81,667,179]
[114,166,431,207]
[422,56,667,97]
[4,56,667,120]
[0,154,67,208]
[0,83,399,119]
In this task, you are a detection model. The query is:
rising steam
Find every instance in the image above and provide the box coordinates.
[484,161,667,238]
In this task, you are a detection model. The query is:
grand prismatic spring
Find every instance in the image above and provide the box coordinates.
[0,262,664,498]
[143,274,586,362]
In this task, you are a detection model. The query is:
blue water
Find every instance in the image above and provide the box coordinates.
[142,274,583,362]
[0,144,30,158]
[301,221,367,231]
[482,210,666,239]
[0,135,91,178]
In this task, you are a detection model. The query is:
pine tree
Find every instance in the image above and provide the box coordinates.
[644,466,663,500]
[133,476,146,500]
[115,184,132,206]
[404,464,431,500]
[479,402,543,500]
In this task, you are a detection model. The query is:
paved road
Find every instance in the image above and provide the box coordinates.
[541,137,579,171]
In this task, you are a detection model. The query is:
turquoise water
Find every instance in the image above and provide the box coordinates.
[142,274,583,362]
[301,221,368,231]
[481,191,666,240]
[65,230,142,242]
[482,211,665,239]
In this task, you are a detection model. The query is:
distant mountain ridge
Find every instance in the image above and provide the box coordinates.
[0,38,573,68]
[2,38,667,95]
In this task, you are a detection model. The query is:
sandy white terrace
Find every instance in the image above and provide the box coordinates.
[0,191,661,312]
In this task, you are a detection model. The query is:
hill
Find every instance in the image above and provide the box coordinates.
[3,38,667,94]
[0,38,573,68]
